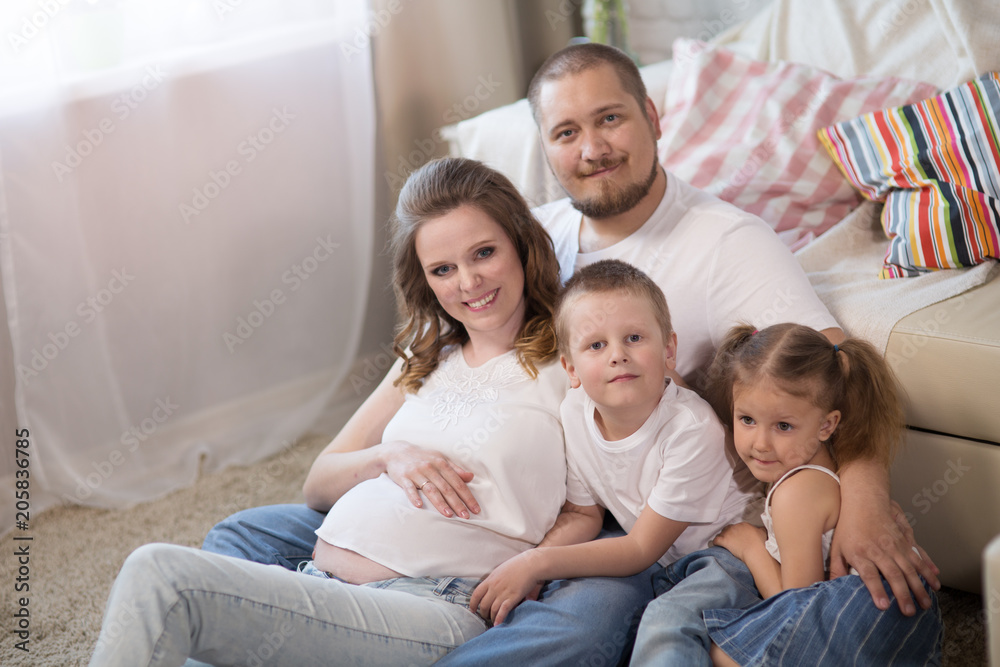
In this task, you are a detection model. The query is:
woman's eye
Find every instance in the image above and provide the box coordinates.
[431,265,451,277]
[777,422,793,432]
[477,247,494,259]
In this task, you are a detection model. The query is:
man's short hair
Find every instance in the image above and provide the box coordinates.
[527,42,647,125]
[555,259,672,358]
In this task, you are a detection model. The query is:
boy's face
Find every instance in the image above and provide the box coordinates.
[560,291,676,417]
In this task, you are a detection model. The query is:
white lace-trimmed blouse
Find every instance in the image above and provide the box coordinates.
[315,346,569,579]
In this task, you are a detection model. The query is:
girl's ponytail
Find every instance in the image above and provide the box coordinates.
[705,323,758,427]
[831,339,906,468]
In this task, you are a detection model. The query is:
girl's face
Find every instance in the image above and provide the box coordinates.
[414,204,526,351]
[732,379,841,484]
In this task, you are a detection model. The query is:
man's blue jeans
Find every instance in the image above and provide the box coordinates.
[202,503,658,666]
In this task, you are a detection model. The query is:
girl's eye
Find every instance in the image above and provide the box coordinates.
[777,422,793,432]
[627,334,641,343]
[738,415,754,426]
[477,247,494,259]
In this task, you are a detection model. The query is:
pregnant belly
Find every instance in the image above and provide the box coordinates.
[313,537,404,584]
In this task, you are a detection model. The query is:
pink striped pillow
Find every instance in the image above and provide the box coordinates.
[658,40,938,250]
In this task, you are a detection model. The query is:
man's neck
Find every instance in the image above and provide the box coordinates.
[578,168,667,254]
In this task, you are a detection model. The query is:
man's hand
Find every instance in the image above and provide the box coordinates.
[470,552,546,626]
[831,494,941,616]
[381,441,479,519]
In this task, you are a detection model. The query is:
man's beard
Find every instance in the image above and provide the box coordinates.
[570,155,659,219]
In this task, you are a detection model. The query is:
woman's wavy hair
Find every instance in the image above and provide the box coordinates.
[705,323,905,469]
[390,157,561,393]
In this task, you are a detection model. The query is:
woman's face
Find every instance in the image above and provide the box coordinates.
[414,204,526,350]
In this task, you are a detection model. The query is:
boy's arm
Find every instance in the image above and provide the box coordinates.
[471,505,687,624]
[536,501,605,548]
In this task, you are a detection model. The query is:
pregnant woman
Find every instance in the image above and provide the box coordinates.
[89,157,569,666]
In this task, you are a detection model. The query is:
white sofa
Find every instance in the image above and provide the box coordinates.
[445,0,1000,595]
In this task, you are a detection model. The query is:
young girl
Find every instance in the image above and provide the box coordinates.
[702,323,942,667]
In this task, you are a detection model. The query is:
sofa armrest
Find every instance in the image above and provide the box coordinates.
[987,534,1000,665]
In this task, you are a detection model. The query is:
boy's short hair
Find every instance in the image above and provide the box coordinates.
[555,259,672,358]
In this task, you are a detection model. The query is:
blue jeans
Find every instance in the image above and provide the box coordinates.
[630,547,762,667]
[203,503,657,666]
[90,543,487,666]
[704,574,942,666]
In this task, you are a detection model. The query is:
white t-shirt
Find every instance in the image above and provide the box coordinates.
[535,173,839,385]
[562,380,753,567]
[316,347,569,579]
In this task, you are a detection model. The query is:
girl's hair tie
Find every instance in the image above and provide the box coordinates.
[833,344,840,353]
[751,329,758,335]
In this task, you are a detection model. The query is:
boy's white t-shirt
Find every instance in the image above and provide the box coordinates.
[562,380,753,567]
[535,172,839,384]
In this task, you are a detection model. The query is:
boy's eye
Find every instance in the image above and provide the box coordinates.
[588,341,606,351]
[476,247,494,259]
[777,422,793,432]
[626,334,641,343]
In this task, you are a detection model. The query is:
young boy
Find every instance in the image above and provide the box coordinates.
[469,259,756,626]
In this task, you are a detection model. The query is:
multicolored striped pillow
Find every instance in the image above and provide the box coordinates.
[819,72,1000,278]
[657,39,937,251]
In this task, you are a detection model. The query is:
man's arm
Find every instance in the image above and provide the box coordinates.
[830,458,940,614]
[819,327,941,614]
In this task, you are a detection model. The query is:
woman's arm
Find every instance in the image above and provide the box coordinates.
[471,505,687,624]
[302,358,479,518]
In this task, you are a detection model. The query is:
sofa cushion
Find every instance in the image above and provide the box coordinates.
[657,39,937,251]
[819,72,1000,278]
[885,271,1000,444]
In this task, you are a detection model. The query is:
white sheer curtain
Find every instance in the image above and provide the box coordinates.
[0,0,375,530]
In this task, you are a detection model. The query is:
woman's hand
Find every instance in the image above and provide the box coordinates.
[381,441,480,519]
[470,551,545,625]
[711,522,767,562]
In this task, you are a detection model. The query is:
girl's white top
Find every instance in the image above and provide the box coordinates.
[762,464,840,566]
[315,346,569,579]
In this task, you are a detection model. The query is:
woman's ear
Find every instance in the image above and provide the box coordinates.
[819,410,841,441]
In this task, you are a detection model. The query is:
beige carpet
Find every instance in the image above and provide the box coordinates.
[0,409,988,666]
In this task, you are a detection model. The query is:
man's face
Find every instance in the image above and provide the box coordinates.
[536,64,661,219]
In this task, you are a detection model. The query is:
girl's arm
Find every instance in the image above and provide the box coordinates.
[302,357,479,518]
[471,504,688,624]
[769,469,841,592]
[712,523,782,598]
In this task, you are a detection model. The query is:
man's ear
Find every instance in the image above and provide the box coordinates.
[560,354,581,389]
[820,410,841,441]
[645,96,662,140]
